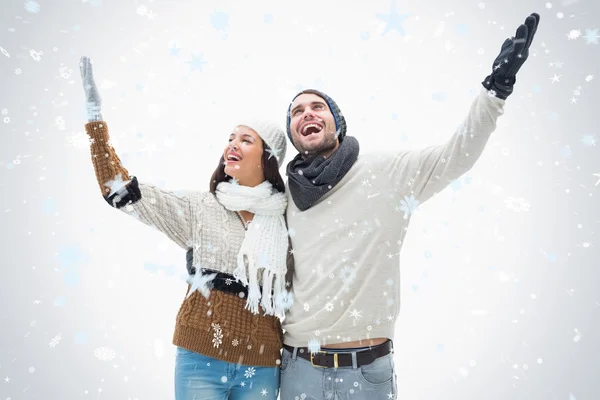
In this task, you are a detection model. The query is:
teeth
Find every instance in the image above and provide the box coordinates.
[227,154,240,161]
[302,123,323,134]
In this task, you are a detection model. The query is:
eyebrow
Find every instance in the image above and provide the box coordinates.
[229,133,255,140]
[290,100,326,115]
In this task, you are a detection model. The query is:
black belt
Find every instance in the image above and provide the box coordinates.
[185,251,264,298]
[283,340,393,368]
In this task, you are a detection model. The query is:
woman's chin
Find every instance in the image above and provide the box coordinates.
[224,170,242,181]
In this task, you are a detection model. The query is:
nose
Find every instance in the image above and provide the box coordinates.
[302,109,316,120]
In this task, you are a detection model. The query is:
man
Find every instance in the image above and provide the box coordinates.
[278,13,540,400]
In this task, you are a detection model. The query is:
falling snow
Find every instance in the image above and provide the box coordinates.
[0,2,598,399]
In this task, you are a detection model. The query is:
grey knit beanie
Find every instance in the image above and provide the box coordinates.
[240,120,287,167]
[285,89,347,149]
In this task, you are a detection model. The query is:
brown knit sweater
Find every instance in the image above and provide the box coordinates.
[85,121,284,367]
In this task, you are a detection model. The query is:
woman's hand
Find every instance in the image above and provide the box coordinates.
[79,56,103,122]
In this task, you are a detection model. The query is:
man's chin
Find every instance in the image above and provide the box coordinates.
[299,143,335,158]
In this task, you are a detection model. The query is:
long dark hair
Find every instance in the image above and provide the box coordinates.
[209,140,286,194]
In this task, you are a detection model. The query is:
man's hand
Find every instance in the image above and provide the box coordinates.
[482,13,540,100]
[79,56,103,122]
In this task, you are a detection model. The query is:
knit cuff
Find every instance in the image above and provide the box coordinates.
[104,176,142,209]
[481,74,516,100]
[85,102,103,122]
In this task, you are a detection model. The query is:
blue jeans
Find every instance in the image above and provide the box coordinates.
[279,347,397,400]
[174,347,280,400]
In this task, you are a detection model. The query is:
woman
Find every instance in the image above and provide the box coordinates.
[79,56,293,400]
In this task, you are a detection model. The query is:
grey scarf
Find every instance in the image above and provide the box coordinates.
[286,136,360,211]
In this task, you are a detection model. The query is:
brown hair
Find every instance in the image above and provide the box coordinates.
[209,140,286,194]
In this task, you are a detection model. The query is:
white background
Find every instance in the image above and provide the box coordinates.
[0,0,599,399]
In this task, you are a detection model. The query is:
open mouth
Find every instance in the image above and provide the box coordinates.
[226,153,242,163]
[301,122,324,137]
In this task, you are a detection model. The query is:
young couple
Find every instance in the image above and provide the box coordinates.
[79,13,539,400]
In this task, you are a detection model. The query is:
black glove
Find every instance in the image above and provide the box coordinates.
[482,13,540,99]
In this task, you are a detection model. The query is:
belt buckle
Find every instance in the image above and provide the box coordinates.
[310,351,339,368]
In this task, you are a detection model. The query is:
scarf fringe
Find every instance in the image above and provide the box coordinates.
[259,270,273,315]
[245,257,261,314]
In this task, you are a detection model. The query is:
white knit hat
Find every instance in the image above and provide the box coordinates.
[239,120,287,167]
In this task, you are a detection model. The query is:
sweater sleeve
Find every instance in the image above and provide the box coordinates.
[381,87,505,204]
[85,121,194,249]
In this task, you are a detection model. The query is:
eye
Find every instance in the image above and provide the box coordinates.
[314,104,324,109]
[243,139,251,143]
[293,109,302,116]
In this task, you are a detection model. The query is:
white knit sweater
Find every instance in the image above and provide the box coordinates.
[120,186,253,279]
[282,88,506,347]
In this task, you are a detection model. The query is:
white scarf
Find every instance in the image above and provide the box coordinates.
[213,180,293,317]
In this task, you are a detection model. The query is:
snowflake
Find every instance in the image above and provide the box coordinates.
[210,11,229,33]
[28,367,35,373]
[325,302,334,312]
[66,132,93,150]
[567,29,581,40]
[581,135,596,146]
[1,108,7,115]
[55,116,65,130]
[104,173,131,197]
[303,303,310,311]
[266,147,280,162]
[585,75,594,82]
[187,53,207,72]
[261,389,268,396]
[244,367,256,379]
[59,66,72,79]
[3,116,9,124]
[225,278,233,285]
[24,0,40,13]
[136,5,148,16]
[504,197,530,212]
[545,2,552,8]
[583,28,600,45]
[94,347,116,361]
[15,68,22,75]
[557,12,564,19]
[211,323,223,348]
[477,2,485,9]
[486,89,497,98]
[29,49,42,62]
[307,338,321,353]
[49,334,61,347]
[399,194,420,219]
[339,265,357,284]
[349,309,363,321]
[232,339,239,346]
